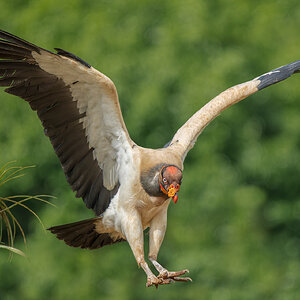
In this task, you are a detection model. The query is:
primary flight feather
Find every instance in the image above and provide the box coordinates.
[0,29,299,287]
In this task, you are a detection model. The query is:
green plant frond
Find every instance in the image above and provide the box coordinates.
[0,162,34,180]
[5,208,17,246]
[1,200,18,247]
[0,164,35,187]
[1,197,46,230]
[1,206,14,247]
[0,195,56,213]
[0,162,53,257]
[0,217,2,241]
[0,164,23,181]
[0,161,17,176]
[0,244,26,257]
[4,194,56,206]
[0,174,26,187]
[4,207,27,246]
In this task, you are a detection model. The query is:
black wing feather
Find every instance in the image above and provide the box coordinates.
[0,29,118,215]
[54,47,91,68]
[257,60,300,90]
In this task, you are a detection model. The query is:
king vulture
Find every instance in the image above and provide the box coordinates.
[0,29,299,287]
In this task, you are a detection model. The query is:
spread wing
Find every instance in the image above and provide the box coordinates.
[0,30,135,215]
[168,61,300,161]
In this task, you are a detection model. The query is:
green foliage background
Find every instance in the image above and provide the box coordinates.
[0,0,300,299]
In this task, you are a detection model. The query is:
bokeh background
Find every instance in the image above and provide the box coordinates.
[1,0,300,299]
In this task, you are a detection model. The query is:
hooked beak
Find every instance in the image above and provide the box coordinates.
[167,184,180,204]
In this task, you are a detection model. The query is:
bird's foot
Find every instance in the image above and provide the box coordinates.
[157,268,192,283]
[146,275,173,288]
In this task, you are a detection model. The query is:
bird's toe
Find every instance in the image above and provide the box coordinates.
[157,268,192,283]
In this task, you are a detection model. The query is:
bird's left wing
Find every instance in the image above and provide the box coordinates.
[0,30,135,215]
[168,61,300,161]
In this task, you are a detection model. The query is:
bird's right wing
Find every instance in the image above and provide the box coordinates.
[0,30,135,216]
[168,61,300,161]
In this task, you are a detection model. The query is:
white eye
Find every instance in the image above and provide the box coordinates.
[163,178,167,184]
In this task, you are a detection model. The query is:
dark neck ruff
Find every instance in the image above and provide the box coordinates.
[140,164,166,197]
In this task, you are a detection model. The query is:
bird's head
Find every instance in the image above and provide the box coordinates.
[159,165,182,204]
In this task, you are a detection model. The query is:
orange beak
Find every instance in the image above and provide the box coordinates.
[168,184,180,204]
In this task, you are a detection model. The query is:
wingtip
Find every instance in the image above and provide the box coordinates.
[256,60,300,90]
[0,29,40,53]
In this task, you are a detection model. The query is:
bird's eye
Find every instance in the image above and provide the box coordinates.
[163,178,167,184]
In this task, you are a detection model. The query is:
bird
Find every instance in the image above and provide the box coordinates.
[0,29,299,287]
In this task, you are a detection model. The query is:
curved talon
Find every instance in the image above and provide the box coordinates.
[173,276,192,282]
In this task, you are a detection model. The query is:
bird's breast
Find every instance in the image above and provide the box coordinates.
[137,195,171,228]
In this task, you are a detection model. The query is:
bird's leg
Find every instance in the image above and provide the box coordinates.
[121,210,165,287]
[148,207,192,284]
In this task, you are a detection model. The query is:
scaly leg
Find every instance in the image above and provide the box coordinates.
[121,209,167,287]
[148,205,192,285]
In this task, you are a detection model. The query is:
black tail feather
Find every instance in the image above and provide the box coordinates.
[48,218,125,250]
